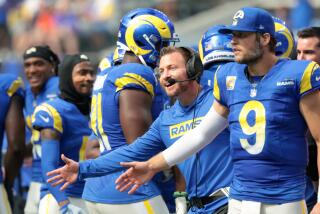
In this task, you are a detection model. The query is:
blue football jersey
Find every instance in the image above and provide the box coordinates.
[0,74,24,183]
[24,76,59,182]
[79,86,233,213]
[84,63,161,203]
[150,85,232,213]
[214,59,320,203]
[200,63,224,88]
[32,97,90,197]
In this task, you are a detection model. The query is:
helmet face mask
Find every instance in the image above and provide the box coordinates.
[199,25,234,68]
[117,8,179,68]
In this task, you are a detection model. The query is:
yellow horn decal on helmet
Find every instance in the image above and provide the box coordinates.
[113,47,119,61]
[198,38,204,63]
[125,19,152,56]
[275,22,294,58]
[136,15,172,39]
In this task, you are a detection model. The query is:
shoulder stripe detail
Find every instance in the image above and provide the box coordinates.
[115,72,154,97]
[33,103,63,133]
[300,61,318,94]
[7,77,22,97]
[213,68,221,101]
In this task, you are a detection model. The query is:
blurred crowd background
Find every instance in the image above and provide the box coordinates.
[0,0,319,81]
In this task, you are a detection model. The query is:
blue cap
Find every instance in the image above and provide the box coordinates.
[219,7,275,37]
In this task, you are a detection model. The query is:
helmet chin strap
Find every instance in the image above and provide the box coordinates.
[138,55,148,67]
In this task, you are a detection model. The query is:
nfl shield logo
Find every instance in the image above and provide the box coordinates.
[250,88,257,97]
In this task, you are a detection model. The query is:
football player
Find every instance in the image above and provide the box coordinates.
[0,74,25,213]
[23,45,60,214]
[33,54,95,213]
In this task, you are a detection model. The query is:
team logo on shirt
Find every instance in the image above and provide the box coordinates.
[226,76,237,90]
[39,115,50,123]
[170,117,203,139]
[46,94,57,100]
[276,80,295,86]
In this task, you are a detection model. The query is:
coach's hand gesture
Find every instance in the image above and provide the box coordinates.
[47,154,79,191]
[115,161,157,194]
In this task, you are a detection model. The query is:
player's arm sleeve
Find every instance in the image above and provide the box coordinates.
[6,76,24,99]
[299,61,320,98]
[41,138,68,203]
[33,105,67,203]
[79,118,165,179]
[162,104,228,167]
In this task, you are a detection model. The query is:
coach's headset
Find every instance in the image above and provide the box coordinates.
[181,47,204,82]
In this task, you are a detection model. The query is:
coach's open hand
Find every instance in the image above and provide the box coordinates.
[46,154,79,191]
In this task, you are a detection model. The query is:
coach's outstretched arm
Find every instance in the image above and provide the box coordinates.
[116,101,229,194]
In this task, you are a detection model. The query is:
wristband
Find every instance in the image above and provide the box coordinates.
[173,191,188,199]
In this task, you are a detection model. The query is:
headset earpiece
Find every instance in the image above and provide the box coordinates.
[180,47,203,80]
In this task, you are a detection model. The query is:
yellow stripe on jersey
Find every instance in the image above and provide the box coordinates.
[1,184,11,214]
[97,93,111,151]
[213,71,220,101]
[79,136,88,161]
[143,200,155,214]
[33,103,63,133]
[26,115,32,129]
[300,61,319,94]
[301,200,306,214]
[91,95,98,135]
[7,77,22,97]
[115,72,155,97]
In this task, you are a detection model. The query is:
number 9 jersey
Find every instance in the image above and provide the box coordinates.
[213,59,320,204]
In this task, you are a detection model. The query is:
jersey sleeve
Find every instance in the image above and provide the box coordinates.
[3,75,24,98]
[114,66,157,98]
[79,118,166,179]
[32,103,63,134]
[213,65,228,107]
[299,61,320,98]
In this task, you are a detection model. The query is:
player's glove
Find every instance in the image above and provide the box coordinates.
[60,203,85,214]
[174,191,188,214]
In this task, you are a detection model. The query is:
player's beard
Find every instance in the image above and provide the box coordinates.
[236,37,264,65]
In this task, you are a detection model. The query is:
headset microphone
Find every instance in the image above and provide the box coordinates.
[166,78,194,87]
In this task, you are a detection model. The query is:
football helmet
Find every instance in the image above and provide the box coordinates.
[117,8,179,68]
[98,55,113,73]
[273,17,294,58]
[198,25,234,68]
[112,46,126,65]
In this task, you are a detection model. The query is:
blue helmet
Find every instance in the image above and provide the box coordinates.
[98,47,126,73]
[112,46,126,65]
[273,17,294,58]
[117,8,179,68]
[98,54,113,73]
[198,25,234,68]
